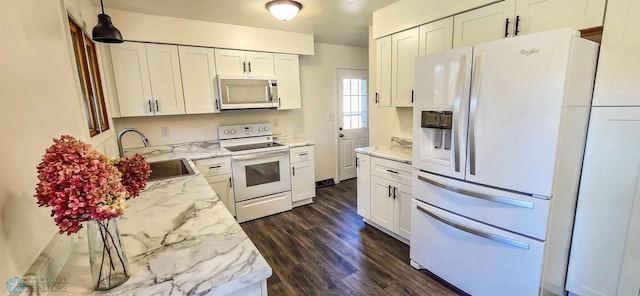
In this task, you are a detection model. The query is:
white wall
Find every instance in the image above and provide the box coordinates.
[116,42,368,183]
[367,27,413,146]
[0,0,91,283]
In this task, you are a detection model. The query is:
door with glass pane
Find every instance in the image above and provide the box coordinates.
[338,69,369,181]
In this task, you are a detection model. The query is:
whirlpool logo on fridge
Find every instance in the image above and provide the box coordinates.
[520,48,541,56]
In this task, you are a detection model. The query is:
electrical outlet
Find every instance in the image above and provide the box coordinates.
[161,127,170,138]
[273,119,279,127]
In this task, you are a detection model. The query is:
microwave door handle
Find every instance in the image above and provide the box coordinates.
[267,83,274,102]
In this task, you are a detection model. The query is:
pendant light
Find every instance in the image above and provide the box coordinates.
[92,0,123,43]
[265,0,303,21]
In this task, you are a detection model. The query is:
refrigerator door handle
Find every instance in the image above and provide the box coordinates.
[469,51,484,176]
[452,55,467,173]
[416,204,530,250]
[417,175,535,209]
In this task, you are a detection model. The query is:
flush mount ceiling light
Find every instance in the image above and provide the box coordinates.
[265,0,303,21]
[92,0,124,43]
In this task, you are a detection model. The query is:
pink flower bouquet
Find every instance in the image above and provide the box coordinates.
[35,135,151,235]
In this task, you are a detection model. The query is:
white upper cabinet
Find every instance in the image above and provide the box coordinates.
[453,0,606,48]
[419,17,454,55]
[514,0,606,35]
[375,36,392,107]
[391,27,419,107]
[178,46,219,114]
[274,53,301,110]
[214,49,274,77]
[453,0,517,48]
[111,42,153,117]
[111,42,185,117]
[246,52,275,77]
[145,44,185,116]
[214,49,245,76]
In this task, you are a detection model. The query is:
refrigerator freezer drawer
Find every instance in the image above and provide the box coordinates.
[414,170,550,240]
[410,199,546,296]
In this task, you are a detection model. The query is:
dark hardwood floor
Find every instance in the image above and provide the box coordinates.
[240,179,462,296]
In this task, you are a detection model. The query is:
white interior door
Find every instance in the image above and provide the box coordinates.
[338,69,369,181]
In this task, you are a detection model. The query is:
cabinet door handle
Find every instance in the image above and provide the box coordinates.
[388,185,392,198]
[356,157,359,168]
[148,100,152,113]
[515,15,521,36]
[248,61,252,73]
[393,186,397,200]
[278,97,281,109]
[411,90,414,103]
[504,18,510,37]
[229,177,233,188]
[243,61,246,73]
[386,169,399,174]
[155,100,159,112]
[292,166,295,176]
[375,92,379,104]
[215,99,220,111]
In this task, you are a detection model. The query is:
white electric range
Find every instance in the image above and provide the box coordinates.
[219,123,292,223]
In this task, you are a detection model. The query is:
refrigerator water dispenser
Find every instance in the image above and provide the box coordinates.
[422,111,453,150]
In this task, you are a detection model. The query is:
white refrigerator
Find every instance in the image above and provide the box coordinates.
[410,28,599,296]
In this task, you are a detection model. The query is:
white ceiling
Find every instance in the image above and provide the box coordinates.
[93,0,400,47]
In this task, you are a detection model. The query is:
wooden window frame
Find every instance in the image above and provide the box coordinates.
[68,17,110,136]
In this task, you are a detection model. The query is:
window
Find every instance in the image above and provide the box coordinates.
[342,78,368,130]
[68,17,109,136]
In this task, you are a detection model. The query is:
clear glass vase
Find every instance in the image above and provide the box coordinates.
[87,219,130,291]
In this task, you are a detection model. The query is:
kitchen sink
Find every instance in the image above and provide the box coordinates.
[148,158,195,181]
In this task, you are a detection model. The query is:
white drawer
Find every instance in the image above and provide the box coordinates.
[290,146,314,163]
[414,170,550,240]
[236,191,292,223]
[194,156,231,176]
[411,200,545,296]
[371,156,412,186]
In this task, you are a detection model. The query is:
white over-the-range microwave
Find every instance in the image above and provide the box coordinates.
[217,75,278,110]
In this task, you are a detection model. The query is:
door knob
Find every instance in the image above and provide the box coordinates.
[339,134,344,138]
[339,127,343,131]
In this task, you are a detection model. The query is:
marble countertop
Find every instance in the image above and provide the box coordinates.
[59,153,271,295]
[355,138,412,164]
[123,141,230,162]
[274,138,315,148]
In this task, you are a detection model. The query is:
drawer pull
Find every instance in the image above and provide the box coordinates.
[386,169,399,174]
[417,175,534,209]
[208,165,222,170]
[416,204,530,250]
[298,153,309,156]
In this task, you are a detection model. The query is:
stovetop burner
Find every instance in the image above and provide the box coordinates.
[224,142,285,152]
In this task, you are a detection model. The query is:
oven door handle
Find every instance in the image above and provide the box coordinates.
[231,150,289,161]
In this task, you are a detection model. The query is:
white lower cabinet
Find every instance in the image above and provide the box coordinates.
[290,146,315,207]
[356,153,371,219]
[411,199,545,296]
[566,107,640,296]
[195,157,236,216]
[357,153,412,242]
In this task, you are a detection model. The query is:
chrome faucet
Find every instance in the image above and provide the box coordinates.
[117,128,150,159]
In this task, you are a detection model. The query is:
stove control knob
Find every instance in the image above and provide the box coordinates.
[224,130,230,135]
[258,127,264,132]
[263,127,270,132]
[230,130,236,134]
